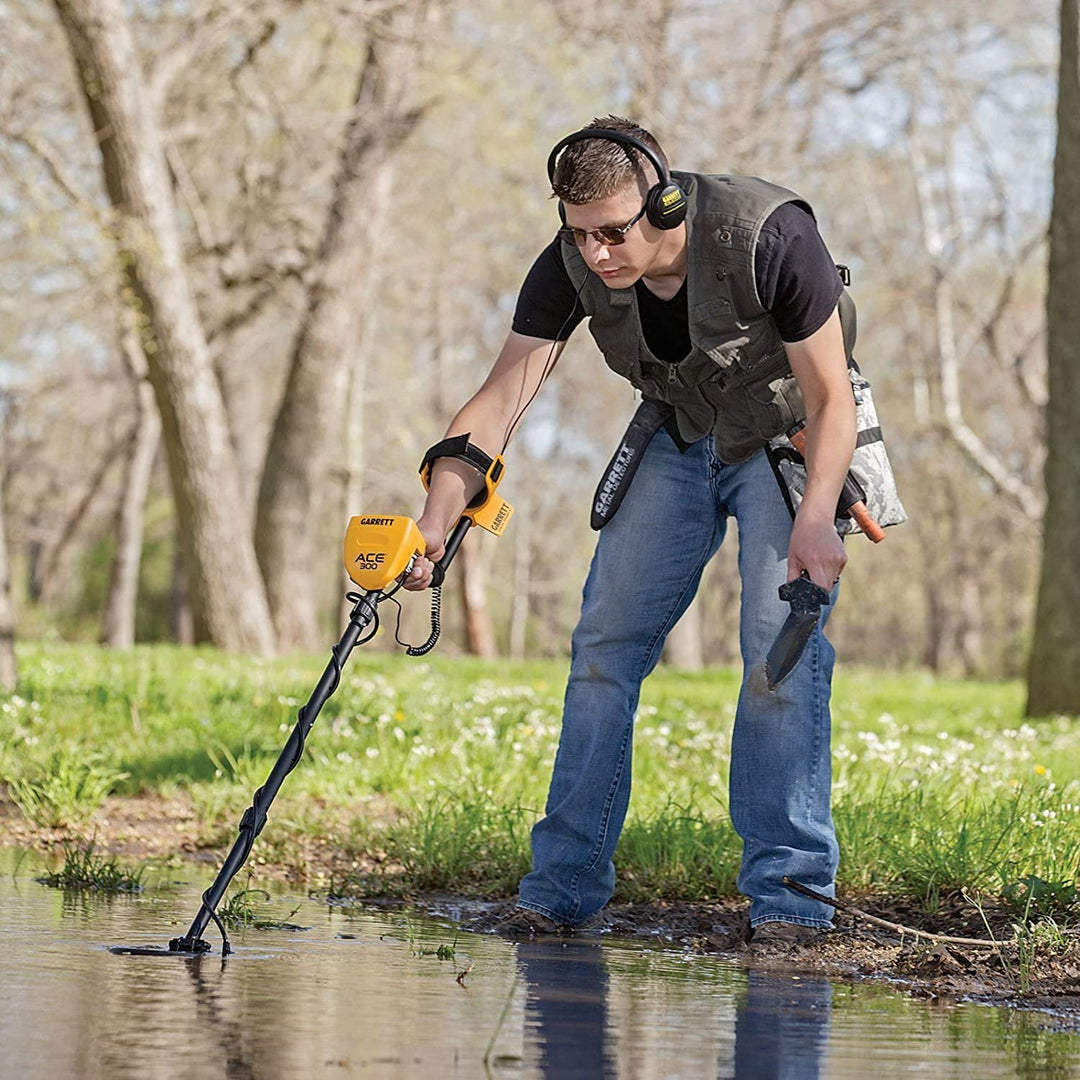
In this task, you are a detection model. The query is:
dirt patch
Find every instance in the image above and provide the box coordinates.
[0,792,207,862]
[0,791,385,882]
[5,794,1080,1014]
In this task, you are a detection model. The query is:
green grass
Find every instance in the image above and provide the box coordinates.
[216,886,307,931]
[36,842,144,893]
[3,643,1080,914]
[403,913,459,960]
[7,748,129,828]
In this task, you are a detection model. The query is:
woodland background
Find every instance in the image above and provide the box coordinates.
[0,0,1075,710]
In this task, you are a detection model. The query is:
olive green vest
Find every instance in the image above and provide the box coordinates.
[561,171,850,463]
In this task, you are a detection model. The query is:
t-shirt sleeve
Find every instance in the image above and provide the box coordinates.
[754,202,843,343]
[511,238,587,341]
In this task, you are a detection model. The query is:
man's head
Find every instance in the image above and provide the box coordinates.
[548,116,686,288]
[550,116,669,205]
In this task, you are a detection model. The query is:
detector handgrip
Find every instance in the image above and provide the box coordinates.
[430,517,473,589]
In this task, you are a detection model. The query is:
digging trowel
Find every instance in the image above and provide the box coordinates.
[763,574,832,691]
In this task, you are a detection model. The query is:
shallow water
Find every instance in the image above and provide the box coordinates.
[3,849,1080,1078]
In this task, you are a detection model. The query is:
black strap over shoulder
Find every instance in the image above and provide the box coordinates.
[591,400,675,530]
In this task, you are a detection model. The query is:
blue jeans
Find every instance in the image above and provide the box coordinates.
[519,429,839,928]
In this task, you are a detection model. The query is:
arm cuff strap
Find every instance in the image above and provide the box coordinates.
[419,435,503,502]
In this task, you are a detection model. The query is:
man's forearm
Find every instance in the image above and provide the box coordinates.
[414,331,563,550]
[797,396,857,523]
[420,395,512,536]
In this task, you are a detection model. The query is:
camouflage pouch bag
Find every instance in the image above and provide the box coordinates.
[765,367,907,537]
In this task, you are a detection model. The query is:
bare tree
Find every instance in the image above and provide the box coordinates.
[51,0,275,654]
[255,3,432,650]
[1028,0,1080,715]
[906,107,1044,519]
[508,487,532,660]
[102,316,161,648]
[0,395,17,692]
[2,0,1057,673]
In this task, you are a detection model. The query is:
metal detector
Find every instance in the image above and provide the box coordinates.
[111,457,512,957]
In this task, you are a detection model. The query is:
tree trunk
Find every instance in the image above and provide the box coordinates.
[663,596,705,671]
[922,580,948,674]
[459,540,497,659]
[429,255,497,658]
[36,432,128,604]
[52,0,275,654]
[102,321,160,648]
[171,545,194,646]
[1028,0,1080,716]
[957,575,983,678]
[509,491,531,660]
[256,12,428,650]
[338,162,395,630]
[0,400,17,692]
[338,317,370,632]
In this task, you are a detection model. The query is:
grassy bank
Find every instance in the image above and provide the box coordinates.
[2,643,1078,920]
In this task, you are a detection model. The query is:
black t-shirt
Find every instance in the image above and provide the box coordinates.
[511,202,842,365]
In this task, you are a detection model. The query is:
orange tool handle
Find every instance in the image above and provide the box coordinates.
[787,427,885,543]
[847,502,885,543]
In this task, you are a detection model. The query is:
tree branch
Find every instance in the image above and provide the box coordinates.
[907,119,1043,518]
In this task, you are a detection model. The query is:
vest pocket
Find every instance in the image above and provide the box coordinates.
[746,373,805,439]
[600,346,636,382]
[691,297,734,320]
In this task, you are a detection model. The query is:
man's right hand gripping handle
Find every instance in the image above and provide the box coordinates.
[403,454,488,591]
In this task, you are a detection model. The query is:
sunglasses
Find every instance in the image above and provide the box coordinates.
[557,202,648,247]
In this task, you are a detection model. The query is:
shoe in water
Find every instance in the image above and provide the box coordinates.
[493,908,568,938]
[747,921,825,948]
[493,907,606,938]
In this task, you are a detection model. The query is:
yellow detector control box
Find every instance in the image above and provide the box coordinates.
[343,516,425,591]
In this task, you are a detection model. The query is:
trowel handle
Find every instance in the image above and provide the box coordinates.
[430,516,473,588]
[846,500,885,543]
[779,574,831,612]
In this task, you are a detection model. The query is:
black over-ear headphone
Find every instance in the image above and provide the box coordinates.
[546,128,688,231]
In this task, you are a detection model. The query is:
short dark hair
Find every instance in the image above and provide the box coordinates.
[550,116,669,205]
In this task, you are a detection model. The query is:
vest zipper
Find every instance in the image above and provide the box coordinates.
[667,363,679,384]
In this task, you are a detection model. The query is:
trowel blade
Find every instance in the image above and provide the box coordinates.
[763,575,831,691]
[763,610,820,691]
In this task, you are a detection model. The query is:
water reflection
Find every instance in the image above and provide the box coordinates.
[732,970,832,1079]
[4,851,1080,1080]
[183,958,259,1080]
[517,940,833,1079]
[517,941,618,1078]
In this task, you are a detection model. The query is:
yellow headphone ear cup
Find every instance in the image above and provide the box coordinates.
[648,182,688,229]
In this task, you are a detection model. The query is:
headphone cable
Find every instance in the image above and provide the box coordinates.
[501,262,588,454]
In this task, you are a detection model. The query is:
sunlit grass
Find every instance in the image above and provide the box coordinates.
[36,842,144,893]
[3,643,1079,913]
[8,748,129,828]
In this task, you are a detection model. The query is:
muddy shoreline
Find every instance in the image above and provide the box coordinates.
[5,793,1080,1017]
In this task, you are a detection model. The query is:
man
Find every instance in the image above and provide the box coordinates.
[406,116,855,944]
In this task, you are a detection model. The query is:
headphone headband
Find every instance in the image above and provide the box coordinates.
[546,127,688,233]
[546,128,671,189]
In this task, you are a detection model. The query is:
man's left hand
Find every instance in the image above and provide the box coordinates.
[787,514,846,591]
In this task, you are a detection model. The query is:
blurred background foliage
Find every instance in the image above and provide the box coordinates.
[0,0,1062,679]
